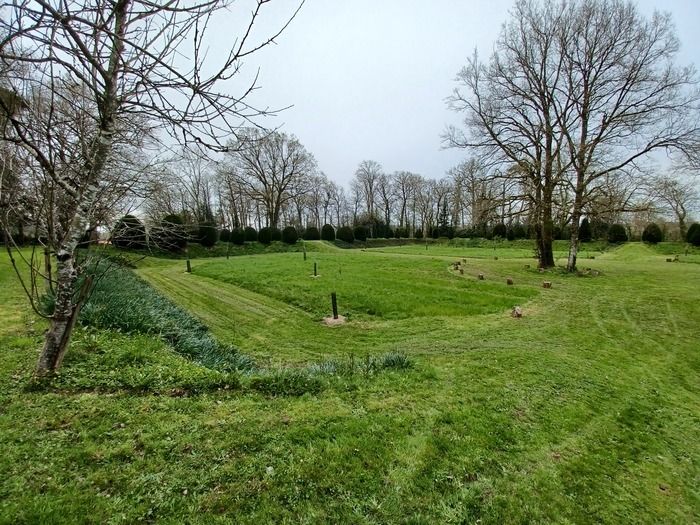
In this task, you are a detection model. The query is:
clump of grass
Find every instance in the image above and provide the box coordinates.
[307,352,412,376]
[248,369,324,397]
[80,266,254,372]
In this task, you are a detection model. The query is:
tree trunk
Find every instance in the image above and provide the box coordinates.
[567,200,584,272]
[567,225,579,273]
[540,187,555,268]
[36,259,92,375]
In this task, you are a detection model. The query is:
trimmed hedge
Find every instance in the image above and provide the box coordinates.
[686,223,700,246]
[230,228,246,245]
[258,227,273,245]
[197,220,218,247]
[642,223,663,244]
[337,226,354,243]
[608,223,628,243]
[579,218,592,242]
[321,224,335,241]
[282,226,298,244]
[112,215,146,249]
[303,226,321,240]
[353,226,368,242]
[157,214,187,252]
[492,223,507,239]
[244,226,257,242]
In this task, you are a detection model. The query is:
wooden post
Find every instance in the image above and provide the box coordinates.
[303,242,307,261]
[543,281,552,288]
[331,292,338,319]
[186,258,192,273]
[478,273,484,280]
[506,277,513,285]
[314,262,317,276]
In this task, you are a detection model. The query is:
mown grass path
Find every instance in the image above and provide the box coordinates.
[1,242,699,523]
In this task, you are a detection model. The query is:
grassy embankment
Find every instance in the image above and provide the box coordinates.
[1,241,698,523]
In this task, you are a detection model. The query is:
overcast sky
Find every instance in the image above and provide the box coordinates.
[217,0,700,187]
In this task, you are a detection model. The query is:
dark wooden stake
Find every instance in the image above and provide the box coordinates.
[314,262,317,276]
[186,258,192,273]
[331,292,338,319]
[303,242,307,260]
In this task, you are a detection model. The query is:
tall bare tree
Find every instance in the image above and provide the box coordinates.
[558,0,700,270]
[646,172,699,239]
[0,0,302,374]
[446,0,570,267]
[224,128,316,228]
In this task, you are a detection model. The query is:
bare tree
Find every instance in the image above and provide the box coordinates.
[224,128,316,228]
[447,0,700,270]
[558,0,700,271]
[446,0,570,267]
[0,0,303,375]
[354,160,382,219]
[645,172,699,239]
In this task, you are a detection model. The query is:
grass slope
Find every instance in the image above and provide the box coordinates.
[1,242,699,523]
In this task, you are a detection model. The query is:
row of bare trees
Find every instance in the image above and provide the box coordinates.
[445,0,700,270]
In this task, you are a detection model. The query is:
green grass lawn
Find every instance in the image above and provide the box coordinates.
[1,241,699,523]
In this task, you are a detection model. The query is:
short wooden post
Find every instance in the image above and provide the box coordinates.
[303,242,307,261]
[314,262,317,276]
[478,273,484,280]
[331,292,338,320]
[543,281,552,289]
[506,277,514,285]
[186,258,192,273]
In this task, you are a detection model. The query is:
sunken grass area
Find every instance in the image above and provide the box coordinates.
[1,241,699,523]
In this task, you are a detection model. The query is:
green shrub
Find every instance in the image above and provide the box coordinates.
[249,370,323,397]
[591,219,610,240]
[157,214,187,252]
[354,225,368,242]
[642,222,663,244]
[244,226,257,242]
[112,215,146,249]
[321,224,335,241]
[303,226,321,240]
[271,227,282,242]
[219,229,231,243]
[579,218,592,242]
[197,220,218,247]
[608,223,628,243]
[492,223,507,239]
[686,223,700,246]
[258,227,273,244]
[230,228,246,245]
[337,226,354,243]
[282,226,298,244]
